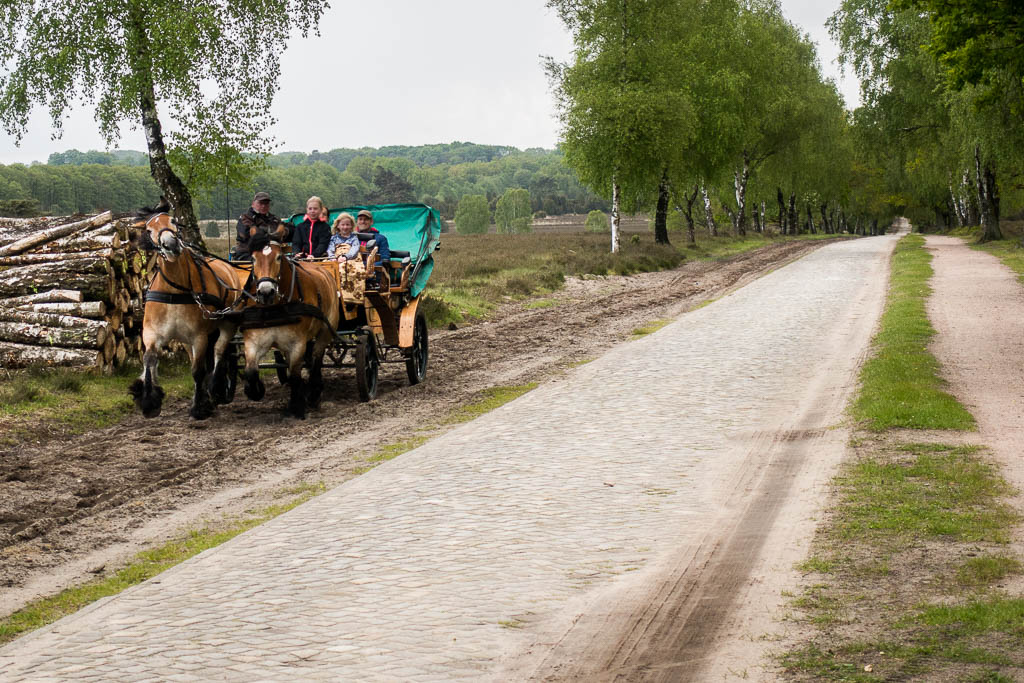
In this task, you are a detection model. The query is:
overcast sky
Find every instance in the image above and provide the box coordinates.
[0,0,856,165]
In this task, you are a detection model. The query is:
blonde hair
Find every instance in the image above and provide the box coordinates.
[332,212,355,234]
[306,196,324,212]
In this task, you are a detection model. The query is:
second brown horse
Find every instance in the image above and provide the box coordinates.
[243,227,340,418]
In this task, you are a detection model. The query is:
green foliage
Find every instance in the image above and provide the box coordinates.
[893,0,1024,102]
[454,194,490,234]
[584,209,608,233]
[0,0,329,238]
[3,144,610,220]
[203,221,220,238]
[0,198,39,217]
[830,0,1024,232]
[547,0,697,212]
[494,188,532,233]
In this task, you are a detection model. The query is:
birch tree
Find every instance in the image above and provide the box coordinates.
[0,0,328,244]
[547,0,694,253]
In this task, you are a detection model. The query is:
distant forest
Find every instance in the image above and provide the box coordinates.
[0,142,609,220]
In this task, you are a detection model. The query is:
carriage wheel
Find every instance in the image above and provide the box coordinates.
[405,311,428,385]
[273,350,289,385]
[355,333,379,402]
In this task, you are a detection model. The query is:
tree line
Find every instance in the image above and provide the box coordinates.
[546,0,883,252]
[831,0,1024,240]
[0,143,609,222]
[546,0,1024,252]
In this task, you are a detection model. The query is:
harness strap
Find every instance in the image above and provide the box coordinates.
[145,290,225,307]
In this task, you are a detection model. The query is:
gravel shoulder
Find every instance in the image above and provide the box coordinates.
[0,238,834,620]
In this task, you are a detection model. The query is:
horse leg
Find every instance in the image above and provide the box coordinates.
[285,342,307,419]
[189,335,215,420]
[307,333,331,411]
[243,334,267,402]
[209,326,236,405]
[129,341,165,418]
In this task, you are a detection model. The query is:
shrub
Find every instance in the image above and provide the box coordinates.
[585,210,608,233]
[204,221,220,238]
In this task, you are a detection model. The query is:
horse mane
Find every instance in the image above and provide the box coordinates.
[248,230,273,254]
[137,199,172,218]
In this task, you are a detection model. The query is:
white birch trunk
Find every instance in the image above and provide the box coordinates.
[733,154,750,235]
[611,178,621,254]
[701,183,717,237]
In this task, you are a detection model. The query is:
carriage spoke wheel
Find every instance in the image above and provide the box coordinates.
[405,311,428,385]
[356,333,379,402]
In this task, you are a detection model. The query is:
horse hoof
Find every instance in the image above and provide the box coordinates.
[287,400,307,419]
[244,378,265,402]
[128,378,144,401]
[131,380,165,418]
[190,399,215,420]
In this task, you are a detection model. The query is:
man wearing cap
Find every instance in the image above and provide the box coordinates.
[233,191,284,260]
[356,209,390,265]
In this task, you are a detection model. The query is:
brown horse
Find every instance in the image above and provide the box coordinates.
[129,204,248,419]
[242,227,339,418]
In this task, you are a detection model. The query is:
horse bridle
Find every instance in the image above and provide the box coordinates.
[252,241,304,304]
[141,212,254,317]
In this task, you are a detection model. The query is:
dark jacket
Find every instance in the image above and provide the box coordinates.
[234,208,283,258]
[292,218,331,258]
[361,227,390,263]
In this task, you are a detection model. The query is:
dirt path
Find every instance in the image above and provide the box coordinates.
[0,238,832,619]
[925,235,1024,585]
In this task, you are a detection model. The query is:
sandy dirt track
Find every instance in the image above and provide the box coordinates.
[0,238,835,620]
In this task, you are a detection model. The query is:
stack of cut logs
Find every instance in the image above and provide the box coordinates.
[0,211,151,372]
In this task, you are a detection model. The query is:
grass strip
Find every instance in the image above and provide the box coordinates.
[631,320,671,337]
[781,442,1024,680]
[0,363,195,445]
[0,482,325,646]
[851,233,975,430]
[442,383,538,425]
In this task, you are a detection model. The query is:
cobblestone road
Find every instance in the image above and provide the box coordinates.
[0,235,897,682]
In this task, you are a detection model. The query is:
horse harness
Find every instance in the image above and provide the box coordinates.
[241,243,339,338]
[141,213,252,318]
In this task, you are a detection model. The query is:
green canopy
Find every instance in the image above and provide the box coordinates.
[286,203,442,298]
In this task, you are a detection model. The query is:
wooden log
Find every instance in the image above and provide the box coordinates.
[14,301,106,318]
[0,320,107,349]
[0,249,115,266]
[0,289,83,305]
[43,231,121,253]
[0,307,111,335]
[105,308,123,332]
[0,341,101,369]
[102,334,115,362]
[0,257,113,300]
[0,211,112,257]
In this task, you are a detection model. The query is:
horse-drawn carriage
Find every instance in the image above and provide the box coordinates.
[230,203,442,406]
[130,202,441,420]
